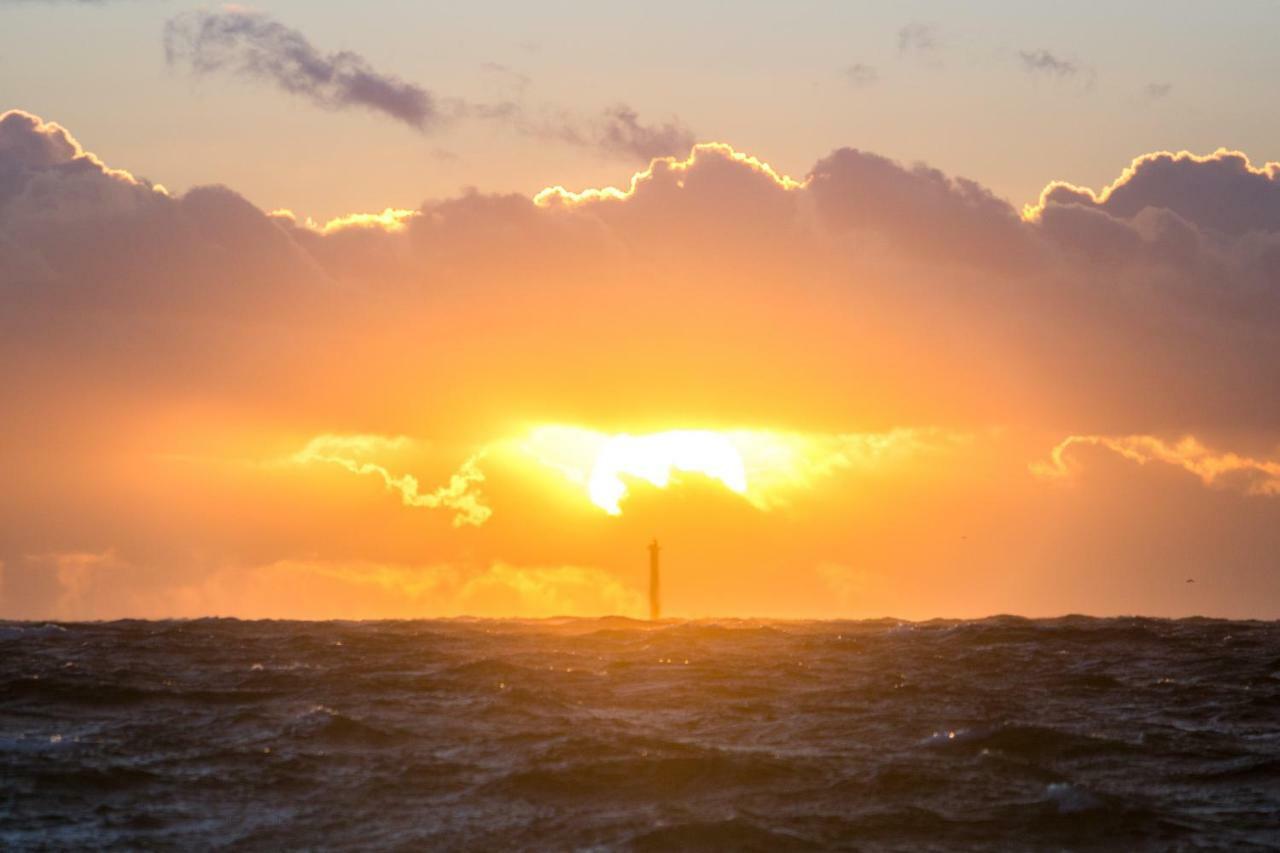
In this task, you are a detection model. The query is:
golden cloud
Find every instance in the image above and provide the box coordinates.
[290,435,491,527]
[1033,434,1280,495]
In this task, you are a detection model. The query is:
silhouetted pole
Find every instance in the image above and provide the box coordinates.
[648,538,661,621]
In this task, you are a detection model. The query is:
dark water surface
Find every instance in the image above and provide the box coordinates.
[2,617,1279,850]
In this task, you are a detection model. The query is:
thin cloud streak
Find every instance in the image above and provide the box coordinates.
[162,10,695,159]
[897,22,938,55]
[843,63,879,87]
[164,9,438,130]
[1019,49,1078,77]
[1033,435,1280,496]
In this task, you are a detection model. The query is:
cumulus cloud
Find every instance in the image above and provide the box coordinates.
[6,107,1280,437]
[6,109,1280,616]
[0,108,145,196]
[164,9,438,130]
[808,147,1036,269]
[1030,148,1280,235]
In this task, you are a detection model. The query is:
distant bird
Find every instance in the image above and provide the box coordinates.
[1186,578,1196,584]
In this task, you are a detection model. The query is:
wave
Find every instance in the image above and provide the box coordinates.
[629,818,819,852]
[0,616,1275,849]
[489,750,798,801]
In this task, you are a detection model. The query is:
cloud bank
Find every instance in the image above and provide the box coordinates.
[4,108,1280,617]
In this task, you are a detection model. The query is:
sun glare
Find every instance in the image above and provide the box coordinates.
[520,426,752,513]
[587,430,749,514]
[517,424,923,515]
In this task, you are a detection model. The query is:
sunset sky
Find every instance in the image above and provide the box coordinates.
[3,1,1280,620]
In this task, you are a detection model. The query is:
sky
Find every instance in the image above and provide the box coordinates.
[2,1,1280,620]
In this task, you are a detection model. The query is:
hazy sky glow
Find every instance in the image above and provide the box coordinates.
[3,2,1280,620]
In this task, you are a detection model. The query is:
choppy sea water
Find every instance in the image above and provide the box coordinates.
[2,617,1279,851]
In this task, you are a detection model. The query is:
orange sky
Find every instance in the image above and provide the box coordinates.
[2,110,1280,620]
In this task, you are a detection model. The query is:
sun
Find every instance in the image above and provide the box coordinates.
[586,430,749,514]
[519,425,753,514]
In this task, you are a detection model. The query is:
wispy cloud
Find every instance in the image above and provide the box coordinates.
[1033,435,1280,496]
[843,63,879,87]
[1142,82,1173,100]
[523,105,696,162]
[1019,49,1078,78]
[162,10,694,159]
[164,9,438,130]
[291,435,491,527]
[584,106,696,161]
[897,22,938,55]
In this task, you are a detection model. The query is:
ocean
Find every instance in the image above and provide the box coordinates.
[1,617,1278,850]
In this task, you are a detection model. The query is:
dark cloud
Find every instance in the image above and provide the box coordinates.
[1035,149,1280,236]
[164,10,437,130]
[808,148,1037,270]
[843,63,878,87]
[160,10,692,160]
[1019,49,1078,77]
[6,108,1280,441]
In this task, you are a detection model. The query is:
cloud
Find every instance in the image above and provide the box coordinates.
[272,206,420,234]
[533,141,803,207]
[160,11,693,160]
[0,108,143,190]
[0,554,644,619]
[18,550,127,620]
[455,563,644,618]
[1028,148,1280,235]
[291,435,491,527]
[1033,435,1280,496]
[269,560,644,619]
[897,22,938,55]
[590,105,696,161]
[479,61,531,95]
[517,425,948,515]
[1018,49,1078,78]
[515,104,697,162]
[808,147,1036,269]
[6,108,1280,439]
[843,63,878,87]
[164,9,437,130]
[7,109,1280,616]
